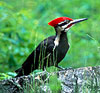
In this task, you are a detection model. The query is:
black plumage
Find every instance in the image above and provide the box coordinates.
[15,31,69,77]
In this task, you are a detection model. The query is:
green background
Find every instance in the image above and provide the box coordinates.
[0,0,100,74]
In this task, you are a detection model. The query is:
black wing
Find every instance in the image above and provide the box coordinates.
[15,36,55,77]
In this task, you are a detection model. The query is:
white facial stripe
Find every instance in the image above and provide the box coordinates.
[64,24,74,32]
[57,20,75,32]
[62,24,68,29]
[58,21,65,25]
[61,19,76,29]
[58,20,70,26]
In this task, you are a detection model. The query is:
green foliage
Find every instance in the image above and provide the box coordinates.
[0,72,16,80]
[46,66,58,72]
[0,0,100,74]
[48,74,61,93]
[0,73,11,80]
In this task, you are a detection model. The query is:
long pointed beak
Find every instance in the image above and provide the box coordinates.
[62,18,88,31]
[71,18,88,24]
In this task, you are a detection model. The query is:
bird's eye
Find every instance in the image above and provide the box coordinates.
[66,20,70,24]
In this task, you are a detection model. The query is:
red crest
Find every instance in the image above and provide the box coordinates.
[48,17,73,27]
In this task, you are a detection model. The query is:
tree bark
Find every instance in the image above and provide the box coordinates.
[0,66,100,93]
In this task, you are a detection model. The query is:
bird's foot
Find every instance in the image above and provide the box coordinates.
[57,66,73,71]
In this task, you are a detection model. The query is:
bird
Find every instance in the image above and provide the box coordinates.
[15,17,88,77]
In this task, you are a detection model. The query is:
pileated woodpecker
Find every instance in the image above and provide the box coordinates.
[15,17,88,77]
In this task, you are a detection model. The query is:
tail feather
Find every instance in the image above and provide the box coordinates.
[15,68,22,73]
[15,68,24,77]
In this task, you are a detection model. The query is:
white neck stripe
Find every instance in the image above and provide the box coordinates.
[53,32,61,50]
